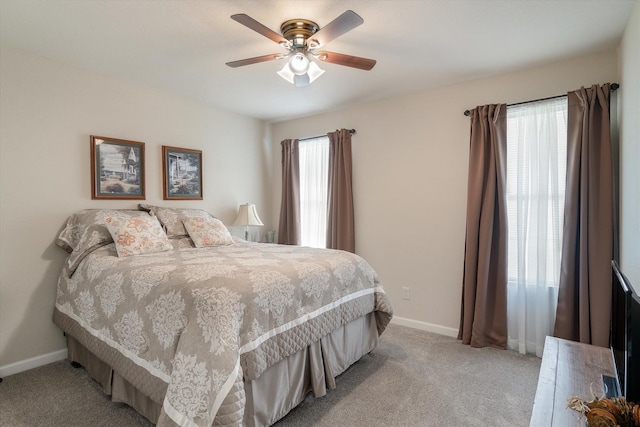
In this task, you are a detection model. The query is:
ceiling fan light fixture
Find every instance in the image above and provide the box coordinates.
[294,74,310,87]
[306,61,325,83]
[277,62,295,84]
[288,52,310,75]
[278,53,324,86]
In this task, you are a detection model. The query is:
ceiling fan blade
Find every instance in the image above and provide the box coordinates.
[231,14,288,45]
[226,53,284,68]
[316,51,376,71]
[307,10,364,48]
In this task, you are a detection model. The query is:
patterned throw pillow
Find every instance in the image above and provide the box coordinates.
[138,204,214,237]
[105,214,173,257]
[182,216,233,248]
[57,209,152,273]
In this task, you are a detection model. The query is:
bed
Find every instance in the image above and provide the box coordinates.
[52,207,393,427]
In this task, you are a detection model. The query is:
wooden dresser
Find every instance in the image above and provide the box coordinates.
[530,336,616,426]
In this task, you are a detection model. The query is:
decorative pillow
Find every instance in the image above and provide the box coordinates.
[57,209,151,273]
[105,214,173,257]
[138,204,216,237]
[182,216,233,248]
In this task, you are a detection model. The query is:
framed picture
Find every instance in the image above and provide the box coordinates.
[90,135,145,200]
[162,146,203,200]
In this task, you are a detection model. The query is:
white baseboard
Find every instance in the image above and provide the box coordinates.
[391,316,459,338]
[0,348,68,378]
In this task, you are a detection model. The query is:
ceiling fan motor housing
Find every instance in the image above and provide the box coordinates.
[280,19,319,48]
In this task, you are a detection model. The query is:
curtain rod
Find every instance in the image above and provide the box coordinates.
[299,129,356,141]
[463,83,619,116]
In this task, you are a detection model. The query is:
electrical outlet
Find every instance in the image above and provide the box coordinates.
[402,287,411,300]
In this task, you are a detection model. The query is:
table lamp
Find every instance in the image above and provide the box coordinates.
[233,203,264,241]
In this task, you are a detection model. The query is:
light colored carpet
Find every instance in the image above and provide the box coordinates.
[0,324,541,426]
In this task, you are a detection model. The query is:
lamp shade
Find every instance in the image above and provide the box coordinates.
[306,61,325,83]
[233,203,264,227]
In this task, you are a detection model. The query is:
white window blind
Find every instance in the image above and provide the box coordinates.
[506,96,567,356]
[299,136,329,248]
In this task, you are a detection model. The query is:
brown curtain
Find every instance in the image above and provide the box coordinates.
[553,84,613,348]
[458,104,508,349]
[277,139,301,245]
[326,129,355,252]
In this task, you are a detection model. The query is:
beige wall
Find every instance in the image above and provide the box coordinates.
[618,1,640,293]
[271,50,620,335]
[0,47,271,370]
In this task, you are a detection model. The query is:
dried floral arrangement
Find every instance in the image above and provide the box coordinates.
[568,396,640,426]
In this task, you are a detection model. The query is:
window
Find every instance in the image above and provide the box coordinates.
[506,97,567,356]
[299,136,329,248]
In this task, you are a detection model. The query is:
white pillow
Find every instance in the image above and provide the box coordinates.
[182,216,233,248]
[105,214,173,257]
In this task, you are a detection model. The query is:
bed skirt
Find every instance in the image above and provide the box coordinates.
[64,312,379,427]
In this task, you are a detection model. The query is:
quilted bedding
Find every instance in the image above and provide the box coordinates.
[53,237,392,427]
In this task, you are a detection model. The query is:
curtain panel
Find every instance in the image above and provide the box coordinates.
[278,139,301,245]
[458,104,509,349]
[299,136,330,248]
[554,84,614,348]
[326,129,355,253]
[506,98,567,357]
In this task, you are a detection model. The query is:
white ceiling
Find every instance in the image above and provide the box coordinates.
[0,0,634,122]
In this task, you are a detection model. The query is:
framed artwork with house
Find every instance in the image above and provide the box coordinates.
[90,135,145,200]
[162,145,202,200]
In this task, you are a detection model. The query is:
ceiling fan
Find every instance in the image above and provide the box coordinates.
[226,10,376,87]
